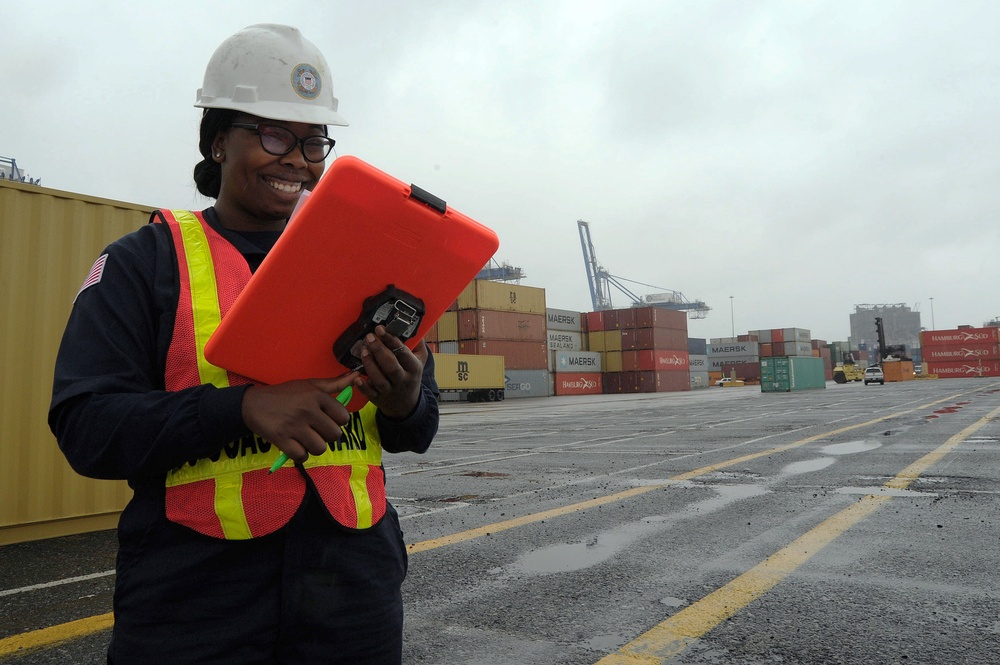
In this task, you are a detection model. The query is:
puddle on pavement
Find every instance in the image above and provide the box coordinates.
[822,440,882,455]
[835,486,935,497]
[516,485,766,574]
[779,457,836,476]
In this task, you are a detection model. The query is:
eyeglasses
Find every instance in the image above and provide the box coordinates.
[231,123,335,163]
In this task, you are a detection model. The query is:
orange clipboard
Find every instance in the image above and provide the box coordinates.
[204,155,500,411]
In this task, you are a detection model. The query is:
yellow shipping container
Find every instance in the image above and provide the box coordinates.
[588,331,605,352]
[604,330,623,352]
[433,353,505,390]
[1,181,151,544]
[436,310,459,342]
[604,351,623,373]
[456,279,546,314]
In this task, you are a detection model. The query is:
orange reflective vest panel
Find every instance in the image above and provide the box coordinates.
[157,210,386,539]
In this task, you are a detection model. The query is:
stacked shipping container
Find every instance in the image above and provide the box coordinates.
[586,307,690,394]
[547,308,601,396]
[922,327,1000,378]
[456,280,550,398]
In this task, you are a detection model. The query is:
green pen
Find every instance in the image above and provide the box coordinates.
[268,385,353,475]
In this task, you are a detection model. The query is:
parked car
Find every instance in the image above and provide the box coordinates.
[715,377,745,387]
[864,366,885,385]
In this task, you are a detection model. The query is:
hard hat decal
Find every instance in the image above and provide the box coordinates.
[291,64,321,100]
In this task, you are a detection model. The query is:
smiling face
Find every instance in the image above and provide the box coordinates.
[212,114,328,231]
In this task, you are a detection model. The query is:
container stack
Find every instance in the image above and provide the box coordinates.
[547,308,601,396]
[922,327,1000,378]
[688,337,709,389]
[456,280,550,398]
[752,328,813,358]
[708,338,759,383]
[811,339,834,381]
[586,307,690,393]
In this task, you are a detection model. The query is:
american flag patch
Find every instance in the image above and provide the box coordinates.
[75,253,108,302]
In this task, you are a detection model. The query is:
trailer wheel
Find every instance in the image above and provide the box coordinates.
[497,390,505,401]
[487,389,497,402]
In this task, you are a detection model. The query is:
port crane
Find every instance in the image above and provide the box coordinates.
[577,220,710,318]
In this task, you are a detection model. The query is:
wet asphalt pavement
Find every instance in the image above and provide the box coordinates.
[3,378,1000,664]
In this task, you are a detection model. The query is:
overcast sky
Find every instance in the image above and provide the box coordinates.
[5,1,998,342]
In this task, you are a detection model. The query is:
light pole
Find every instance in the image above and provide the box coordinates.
[729,295,735,337]
[929,297,935,330]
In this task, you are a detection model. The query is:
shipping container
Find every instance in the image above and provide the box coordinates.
[603,309,621,330]
[1,181,150,543]
[553,372,603,396]
[721,361,761,382]
[637,370,691,393]
[635,327,687,351]
[921,327,1000,347]
[458,339,548,369]
[922,344,1000,362]
[433,353,505,390]
[709,341,759,357]
[438,341,459,354]
[603,330,623,352]
[584,311,604,332]
[504,369,552,398]
[753,329,772,343]
[784,328,811,344]
[603,372,624,394]
[458,309,546,341]
[759,343,773,357]
[588,331,605,352]
[782,341,813,357]
[436,310,459,341]
[552,351,602,373]
[547,330,583,351]
[925,360,1000,378]
[624,349,689,372]
[760,356,826,392]
[424,321,439,344]
[633,307,686,330]
[709,355,759,370]
[690,371,711,389]
[456,279,546,314]
[688,354,708,371]
[688,337,708,355]
[882,360,915,382]
[545,308,583,332]
[604,350,623,372]
[615,308,636,330]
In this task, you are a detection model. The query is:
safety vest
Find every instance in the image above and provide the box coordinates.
[156,209,386,539]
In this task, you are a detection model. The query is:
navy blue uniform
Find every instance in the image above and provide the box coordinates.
[50,207,439,664]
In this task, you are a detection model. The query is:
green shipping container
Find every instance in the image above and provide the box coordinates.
[760,356,826,392]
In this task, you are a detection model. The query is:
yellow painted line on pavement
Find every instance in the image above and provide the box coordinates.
[594,400,1000,664]
[0,613,114,658]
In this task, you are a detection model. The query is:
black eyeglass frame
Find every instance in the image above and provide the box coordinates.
[230,122,336,163]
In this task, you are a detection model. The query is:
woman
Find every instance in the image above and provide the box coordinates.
[49,24,438,664]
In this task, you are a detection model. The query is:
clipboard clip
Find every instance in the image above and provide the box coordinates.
[333,285,426,371]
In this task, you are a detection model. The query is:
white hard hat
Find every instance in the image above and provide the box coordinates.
[195,24,348,126]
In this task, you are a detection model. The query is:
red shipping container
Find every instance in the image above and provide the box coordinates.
[603,309,621,330]
[458,339,548,369]
[603,372,623,394]
[635,349,689,371]
[926,360,1000,378]
[458,310,546,341]
[635,327,687,351]
[553,372,603,395]
[759,342,773,357]
[922,327,1000,347]
[770,328,785,343]
[633,307,687,330]
[622,350,639,371]
[721,361,760,382]
[638,370,691,393]
[585,311,605,332]
[620,329,638,350]
[621,372,641,393]
[617,308,636,330]
[923,344,1000,362]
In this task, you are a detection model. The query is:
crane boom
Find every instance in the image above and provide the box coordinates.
[576,220,710,317]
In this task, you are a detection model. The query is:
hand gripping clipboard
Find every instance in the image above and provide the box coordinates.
[204,155,500,411]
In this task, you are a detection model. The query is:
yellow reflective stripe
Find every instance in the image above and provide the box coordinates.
[173,210,229,389]
[213,473,253,540]
[350,464,374,529]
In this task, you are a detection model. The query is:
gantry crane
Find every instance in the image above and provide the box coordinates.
[577,220,710,317]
